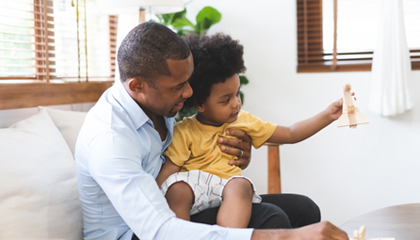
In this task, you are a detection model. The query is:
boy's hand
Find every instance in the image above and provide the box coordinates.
[328,92,355,121]
[218,130,252,169]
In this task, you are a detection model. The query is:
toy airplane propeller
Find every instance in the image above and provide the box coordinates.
[337,83,369,128]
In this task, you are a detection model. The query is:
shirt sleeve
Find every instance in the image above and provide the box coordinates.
[229,111,277,149]
[88,128,251,240]
[163,121,191,166]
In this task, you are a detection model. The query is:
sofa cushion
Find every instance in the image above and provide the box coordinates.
[41,106,88,156]
[0,108,82,240]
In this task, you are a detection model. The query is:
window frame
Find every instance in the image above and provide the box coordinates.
[296,0,420,73]
[0,0,116,110]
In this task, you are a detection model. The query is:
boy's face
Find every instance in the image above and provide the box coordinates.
[196,74,242,126]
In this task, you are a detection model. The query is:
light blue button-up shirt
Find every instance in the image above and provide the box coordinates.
[75,81,253,240]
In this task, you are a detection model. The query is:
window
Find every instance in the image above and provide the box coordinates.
[0,0,117,110]
[297,0,420,72]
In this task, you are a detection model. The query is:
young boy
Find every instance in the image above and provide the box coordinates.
[156,33,346,228]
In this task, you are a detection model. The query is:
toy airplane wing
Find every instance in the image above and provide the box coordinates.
[337,84,369,128]
[351,225,394,240]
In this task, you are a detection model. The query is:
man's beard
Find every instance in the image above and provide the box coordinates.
[167,110,178,118]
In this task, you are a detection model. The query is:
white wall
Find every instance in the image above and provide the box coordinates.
[1,0,419,227]
[185,0,420,226]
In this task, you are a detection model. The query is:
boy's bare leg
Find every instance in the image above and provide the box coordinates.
[165,182,194,221]
[217,178,253,228]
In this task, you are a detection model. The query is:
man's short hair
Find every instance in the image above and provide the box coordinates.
[183,33,246,108]
[117,22,191,86]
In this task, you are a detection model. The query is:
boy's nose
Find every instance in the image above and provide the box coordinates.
[232,96,241,108]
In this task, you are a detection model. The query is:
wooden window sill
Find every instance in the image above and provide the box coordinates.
[298,60,420,73]
[0,81,114,110]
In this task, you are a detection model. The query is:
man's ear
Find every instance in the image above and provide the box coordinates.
[127,78,145,93]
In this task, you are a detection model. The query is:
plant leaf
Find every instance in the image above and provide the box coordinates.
[196,6,221,25]
[239,75,249,85]
[172,17,195,30]
[173,8,187,20]
[156,13,175,26]
[177,29,194,36]
[175,107,197,122]
[195,17,214,35]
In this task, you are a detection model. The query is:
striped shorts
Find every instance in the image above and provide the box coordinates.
[160,169,262,215]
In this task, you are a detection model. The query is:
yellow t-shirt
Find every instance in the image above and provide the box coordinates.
[164,110,277,179]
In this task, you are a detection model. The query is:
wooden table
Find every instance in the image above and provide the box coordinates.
[340,203,420,240]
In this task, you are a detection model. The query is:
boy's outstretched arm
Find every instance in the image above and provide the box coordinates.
[267,98,344,144]
[156,157,181,187]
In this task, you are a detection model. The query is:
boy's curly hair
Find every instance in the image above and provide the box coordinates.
[182,33,246,108]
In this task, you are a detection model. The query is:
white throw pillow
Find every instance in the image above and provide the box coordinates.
[41,106,88,157]
[0,108,82,240]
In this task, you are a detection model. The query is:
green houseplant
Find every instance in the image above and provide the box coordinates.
[155,6,249,121]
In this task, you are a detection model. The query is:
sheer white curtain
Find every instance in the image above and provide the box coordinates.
[54,0,112,80]
[368,0,413,116]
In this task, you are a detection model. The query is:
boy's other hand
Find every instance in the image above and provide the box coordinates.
[218,130,251,169]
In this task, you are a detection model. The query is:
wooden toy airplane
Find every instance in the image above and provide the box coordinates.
[337,83,369,128]
[351,225,394,240]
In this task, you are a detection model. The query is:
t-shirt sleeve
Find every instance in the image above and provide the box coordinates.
[230,111,277,149]
[163,121,191,166]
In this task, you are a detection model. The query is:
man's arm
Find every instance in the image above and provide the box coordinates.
[252,221,348,240]
[88,129,254,240]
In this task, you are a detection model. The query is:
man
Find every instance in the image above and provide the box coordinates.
[75,22,348,240]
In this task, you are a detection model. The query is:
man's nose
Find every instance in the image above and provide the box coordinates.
[182,82,193,99]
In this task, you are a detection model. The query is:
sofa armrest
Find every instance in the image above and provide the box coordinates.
[265,143,281,194]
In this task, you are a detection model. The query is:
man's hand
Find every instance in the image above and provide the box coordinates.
[292,221,349,240]
[218,129,252,169]
[252,221,349,240]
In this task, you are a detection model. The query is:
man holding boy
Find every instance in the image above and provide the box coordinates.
[75,22,348,240]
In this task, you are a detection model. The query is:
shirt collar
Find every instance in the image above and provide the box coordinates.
[111,80,149,130]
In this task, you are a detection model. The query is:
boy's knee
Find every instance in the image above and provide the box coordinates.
[166,181,194,204]
[223,178,253,199]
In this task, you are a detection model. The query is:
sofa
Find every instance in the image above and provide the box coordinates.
[0,106,283,239]
[0,107,87,239]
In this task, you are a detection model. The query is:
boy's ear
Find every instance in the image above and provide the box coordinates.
[127,78,145,93]
[195,104,205,113]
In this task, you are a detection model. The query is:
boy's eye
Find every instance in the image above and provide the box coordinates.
[222,98,230,103]
[236,91,242,97]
